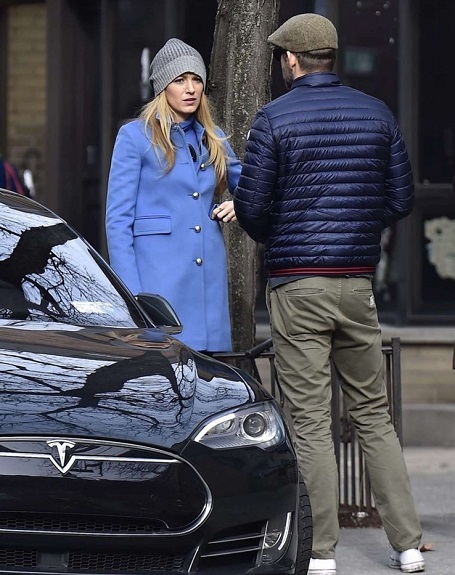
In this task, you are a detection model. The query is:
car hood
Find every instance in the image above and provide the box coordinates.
[0,321,258,450]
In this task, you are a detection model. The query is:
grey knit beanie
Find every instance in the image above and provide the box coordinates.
[149,38,207,96]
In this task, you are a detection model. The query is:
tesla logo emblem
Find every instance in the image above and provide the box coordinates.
[47,440,76,474]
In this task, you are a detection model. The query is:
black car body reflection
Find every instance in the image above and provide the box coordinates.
[0,189,312,575]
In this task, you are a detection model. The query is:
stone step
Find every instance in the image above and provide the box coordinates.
[381,326,455,403]
[403,404,455,447]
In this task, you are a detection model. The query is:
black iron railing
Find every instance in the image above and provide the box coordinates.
[214,337,402,528]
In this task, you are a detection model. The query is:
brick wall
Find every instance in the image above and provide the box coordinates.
[7,3,46,198]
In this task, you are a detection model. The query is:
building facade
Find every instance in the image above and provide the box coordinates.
[1,0,454,325]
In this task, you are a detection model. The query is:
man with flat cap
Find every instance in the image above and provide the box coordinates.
[234,13,424,575]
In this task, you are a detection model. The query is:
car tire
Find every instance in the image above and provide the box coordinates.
[296,474,313,574]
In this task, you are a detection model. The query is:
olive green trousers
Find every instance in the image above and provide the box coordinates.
[266,276,422,559]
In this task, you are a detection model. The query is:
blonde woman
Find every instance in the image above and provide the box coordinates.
[106,38,241,352]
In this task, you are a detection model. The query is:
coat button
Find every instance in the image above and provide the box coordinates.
[194,225,201,233]
[200,163,206,171]
[192,192,199,199]
[195,258,203,266]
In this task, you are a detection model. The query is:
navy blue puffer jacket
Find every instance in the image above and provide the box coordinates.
[233,72,414,275]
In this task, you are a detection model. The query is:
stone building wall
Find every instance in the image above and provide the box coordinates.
[7,3,46,198]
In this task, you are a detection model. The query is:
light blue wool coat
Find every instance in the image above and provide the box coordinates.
[106,117,241,351]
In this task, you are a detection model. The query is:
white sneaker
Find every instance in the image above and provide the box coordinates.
[308,557,336,575]
[390,548,425,572]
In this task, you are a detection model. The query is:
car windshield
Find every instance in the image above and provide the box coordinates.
[0,200,147,328]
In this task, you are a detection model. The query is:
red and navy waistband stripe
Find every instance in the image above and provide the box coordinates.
[269,266,376,277]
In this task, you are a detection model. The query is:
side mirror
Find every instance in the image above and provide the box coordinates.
[136,292,183,335]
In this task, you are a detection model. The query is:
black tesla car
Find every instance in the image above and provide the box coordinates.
[0,189,312,575]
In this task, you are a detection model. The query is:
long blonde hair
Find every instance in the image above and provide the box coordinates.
[139,91,228,198]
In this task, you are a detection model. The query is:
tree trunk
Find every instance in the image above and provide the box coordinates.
[208,0,279,351]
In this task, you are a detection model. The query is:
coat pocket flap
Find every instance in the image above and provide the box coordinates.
[133,215,171,236]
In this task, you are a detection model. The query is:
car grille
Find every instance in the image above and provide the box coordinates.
[0,513,165,534]
[0,438,270,573]
[0,437,211,536]
[0,548,185,573]
[0,549,37,569]
[0,438,212,573]
[196,521,265,572]
[0,522,266,573]
[69,551,185,572]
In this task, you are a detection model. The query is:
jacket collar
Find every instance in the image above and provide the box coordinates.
[170,116,205,143]
[291,72,342,90]
[152,113,205,139]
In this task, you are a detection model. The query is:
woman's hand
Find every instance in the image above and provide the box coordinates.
[212,200,237,223]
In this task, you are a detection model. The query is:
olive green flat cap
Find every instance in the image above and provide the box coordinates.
[268,13,338,53]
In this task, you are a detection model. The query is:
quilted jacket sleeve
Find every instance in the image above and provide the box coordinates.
[383,122,414,228]
[233,109,277,243]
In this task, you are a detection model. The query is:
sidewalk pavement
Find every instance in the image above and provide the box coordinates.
[335,447,455,574]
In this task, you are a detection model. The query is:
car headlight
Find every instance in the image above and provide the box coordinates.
[193,402,285,449]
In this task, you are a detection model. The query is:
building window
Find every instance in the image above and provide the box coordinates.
[418,0,455,185]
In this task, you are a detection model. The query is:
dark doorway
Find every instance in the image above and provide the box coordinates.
[47,0,102,249]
